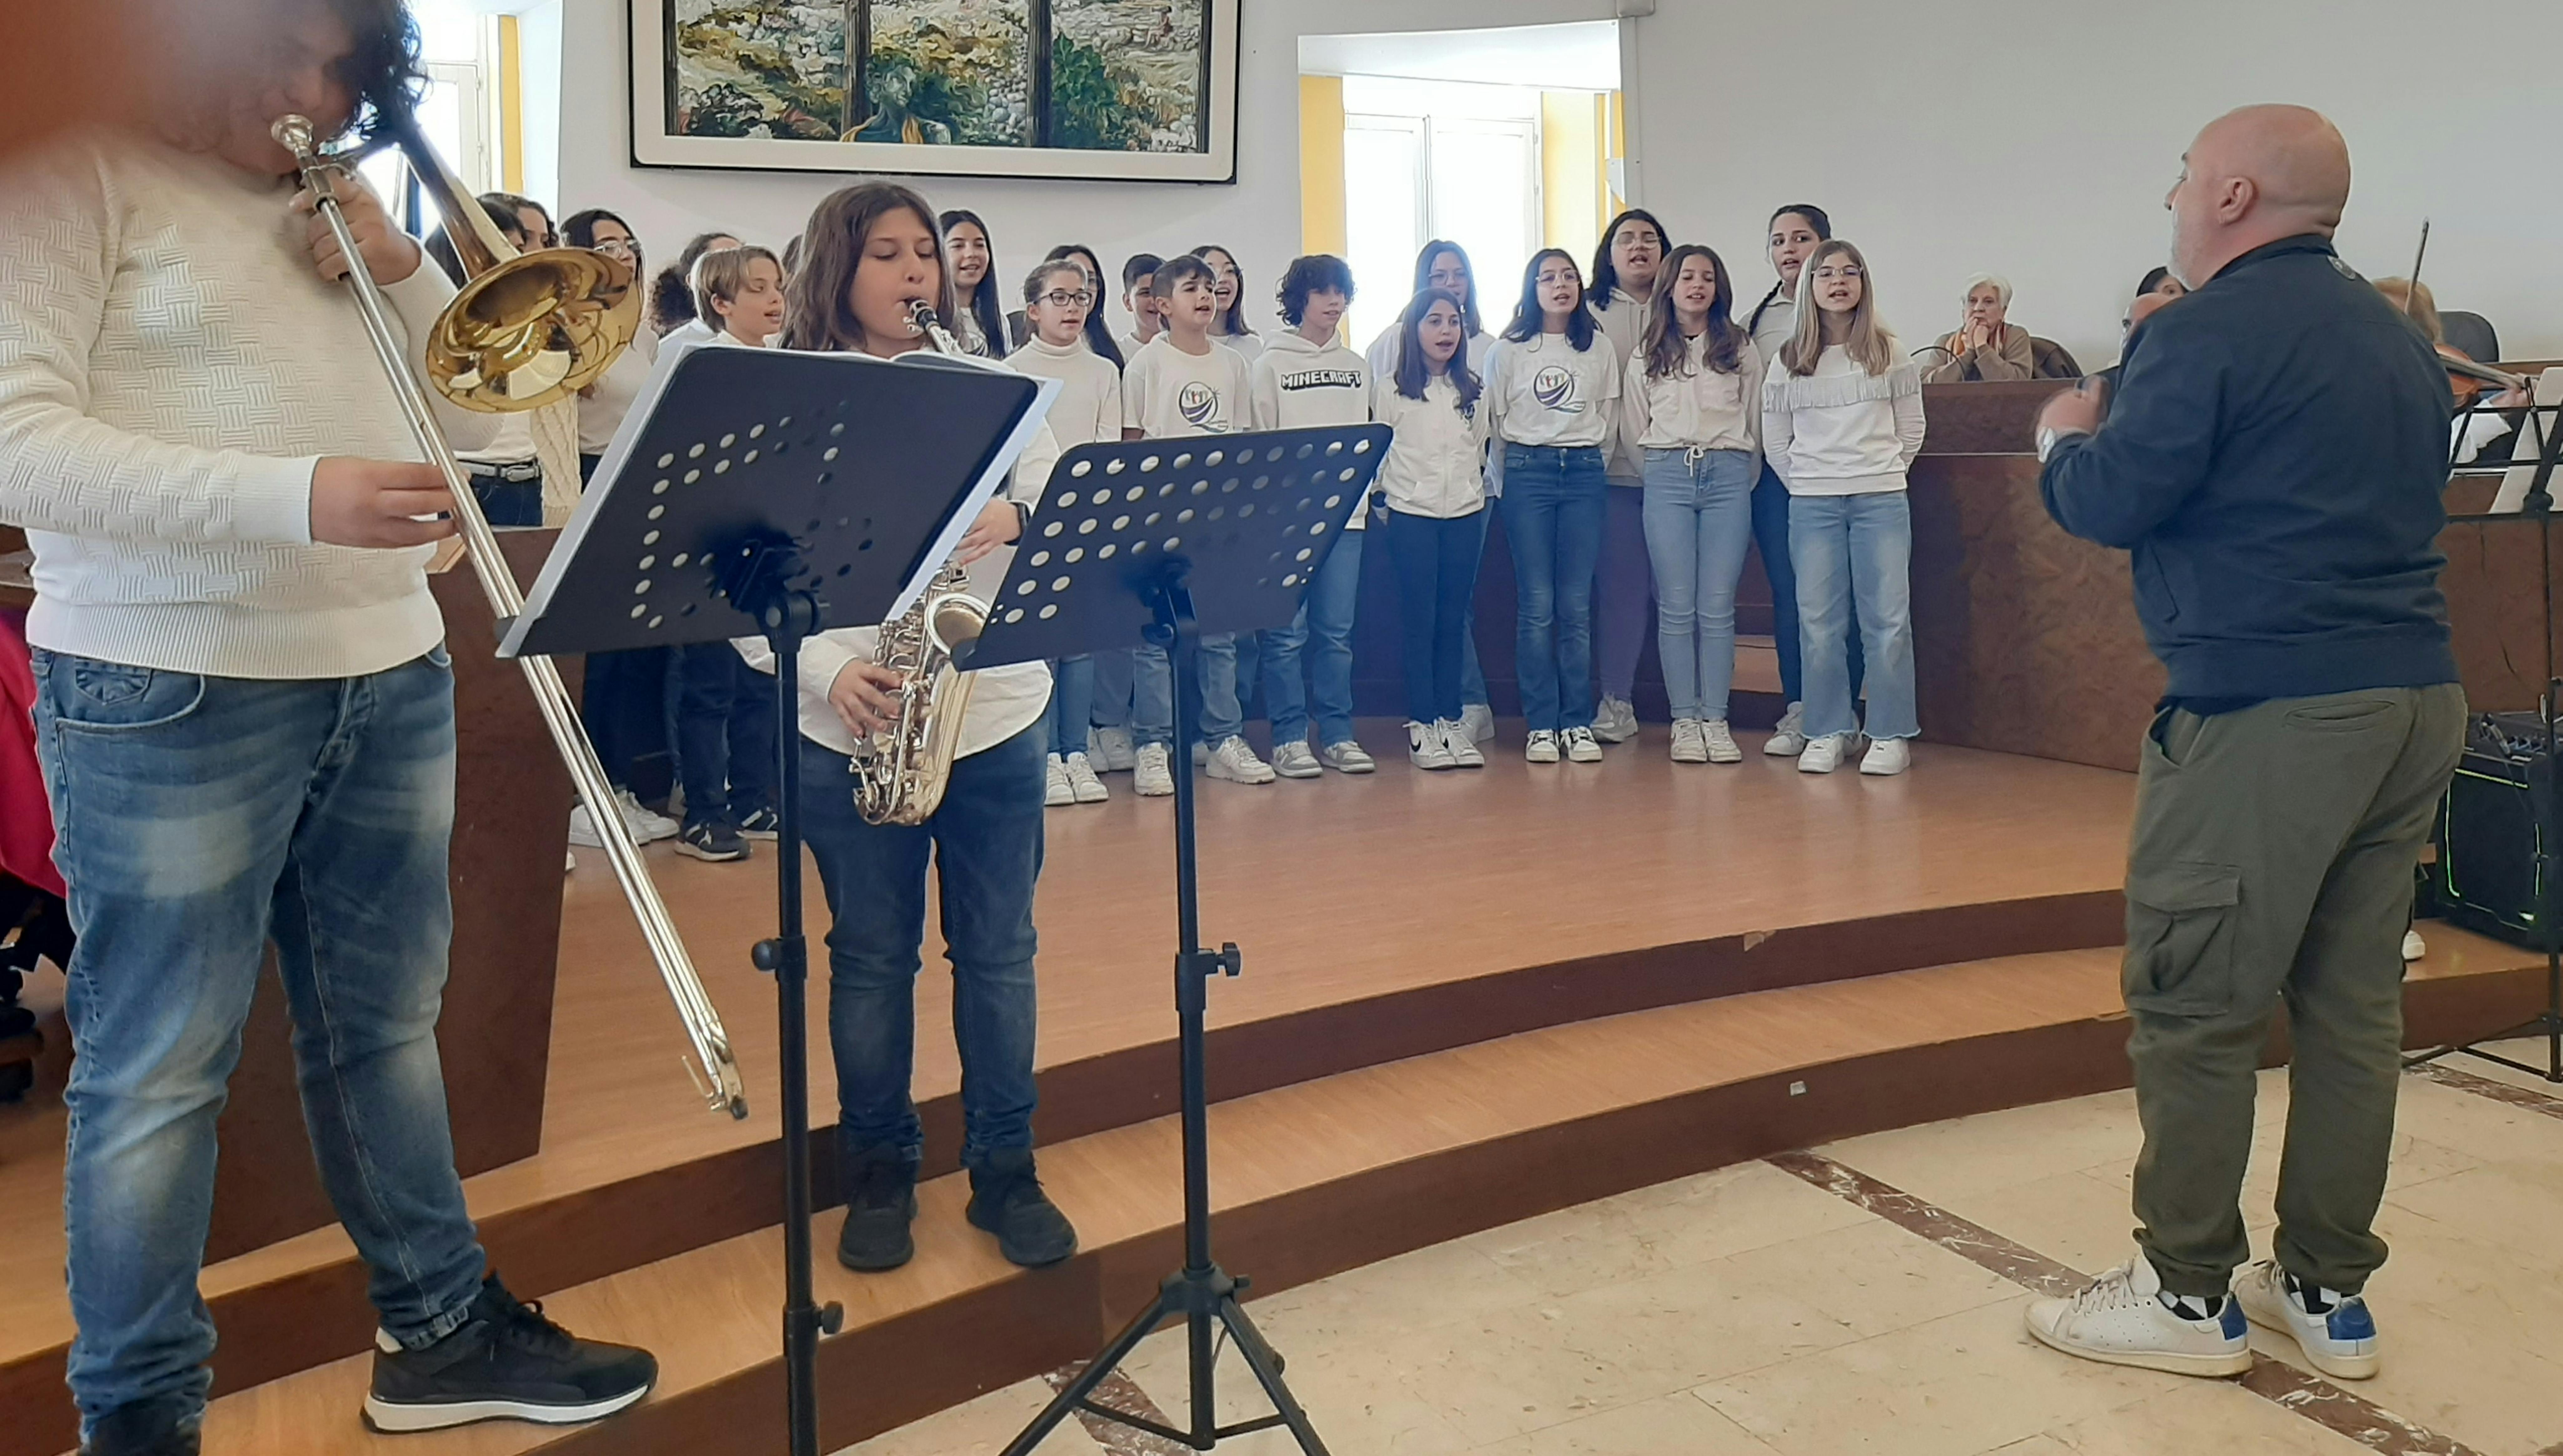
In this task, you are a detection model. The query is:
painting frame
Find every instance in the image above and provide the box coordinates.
[629,0,1240,184]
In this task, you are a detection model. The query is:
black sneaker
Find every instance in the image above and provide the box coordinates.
[838,1150,919,1272]
[80,1400,198,1456]
[735,805,781,840]
[965,1148,1078,1268]
[673,820,749,862]
[362,1274,658,1433]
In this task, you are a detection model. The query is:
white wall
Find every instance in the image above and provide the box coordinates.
[516,0,563,212]
[1622,0,2563,369]
[555,0,1614,338]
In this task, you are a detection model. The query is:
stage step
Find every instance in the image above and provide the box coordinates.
[163,929,2542,1456]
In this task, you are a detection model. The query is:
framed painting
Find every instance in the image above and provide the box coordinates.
[630,0,1240,183]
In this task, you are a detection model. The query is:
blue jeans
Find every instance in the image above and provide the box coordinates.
[1596,482,1652,702]
[31,649,487,1438]
[800,723,1044,1168]
[1788,491,1919,741]
[1042,656,1093,756]
[1387,510,1484,724]
[676,641,777,828]
[1498,444,1607,733]
[1262,530,1363,747]
[1753,461,1861,706]
[1089,649,1132,730]
[1643,448,1758,721]
[1134,633,1241,745]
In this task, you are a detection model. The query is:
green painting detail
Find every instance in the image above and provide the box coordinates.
[667,0,1207,152]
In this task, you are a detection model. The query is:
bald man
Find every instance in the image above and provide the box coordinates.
[2025,105,2461,1383]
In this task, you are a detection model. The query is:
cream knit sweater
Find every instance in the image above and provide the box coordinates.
[0,130,495,679]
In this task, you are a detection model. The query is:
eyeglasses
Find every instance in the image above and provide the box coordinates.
[593,238,637,261]
[1038,289,1097,308]
[1811,264,1864,280]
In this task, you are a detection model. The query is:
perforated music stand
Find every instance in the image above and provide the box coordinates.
[504,343,1052,1456]
[976,425,1391,1456]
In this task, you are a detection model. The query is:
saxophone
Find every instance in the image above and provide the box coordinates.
[848,299,994,826]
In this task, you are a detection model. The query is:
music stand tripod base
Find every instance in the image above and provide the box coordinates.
[971,428,1392,1456]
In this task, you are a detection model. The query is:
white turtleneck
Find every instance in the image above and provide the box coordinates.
[1005,334,1122,450]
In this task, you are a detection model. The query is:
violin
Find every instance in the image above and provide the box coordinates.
[2403,221,2529,410]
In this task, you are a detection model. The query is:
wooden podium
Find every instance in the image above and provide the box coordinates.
[204,530,576,1259]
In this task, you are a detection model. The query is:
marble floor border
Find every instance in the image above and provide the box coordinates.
[1766,1150,2485,1456]
[2408,1056,2563,1121]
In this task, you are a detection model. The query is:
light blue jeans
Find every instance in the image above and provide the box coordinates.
[1788,491,1919,741]
[1262,530,1363,748]
[1498,444,1608,734]
[1042,656,1093,756]
[1641,447,1758,722]
[1134,633,1242,746]
[31,648,488,1440]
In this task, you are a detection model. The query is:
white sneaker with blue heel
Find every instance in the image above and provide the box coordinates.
[2025,1254,2253,1378]
[2233,1259,2379,1380]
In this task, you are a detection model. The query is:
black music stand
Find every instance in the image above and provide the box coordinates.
[2416,395,2563,1082]
[505,343,1053,1456]
[966,426,1390,1456]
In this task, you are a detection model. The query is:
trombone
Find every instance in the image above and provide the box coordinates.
[273,111,749,1120]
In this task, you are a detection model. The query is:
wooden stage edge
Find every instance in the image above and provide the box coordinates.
[474,954,2558,1456]
[0,887,2127,1451]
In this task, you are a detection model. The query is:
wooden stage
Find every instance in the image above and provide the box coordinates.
[0,726,2548,1456]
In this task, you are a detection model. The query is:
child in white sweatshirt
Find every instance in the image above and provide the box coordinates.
[1761,239,1926,778]
[1250,255,1375,778]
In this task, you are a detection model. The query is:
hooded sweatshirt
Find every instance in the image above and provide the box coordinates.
[1252,329,1372,529]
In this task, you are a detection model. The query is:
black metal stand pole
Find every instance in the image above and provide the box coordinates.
[740,553,844,1456]
[1000,578,1329,1455]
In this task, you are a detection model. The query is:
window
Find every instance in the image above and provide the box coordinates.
[356,2,497,236]
[1339,79,1541,344]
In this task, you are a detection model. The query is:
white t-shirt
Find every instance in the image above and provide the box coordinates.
[1591,291,1655,481]
[1365,322,1499,384]
[1621,332,1765,459]
[1219,331,1264,367]
[1485,330,1621,449]
[1124,335,1253,438]
[1009,334,1123,450]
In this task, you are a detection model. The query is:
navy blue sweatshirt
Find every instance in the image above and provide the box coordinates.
[2040,235,2457,702]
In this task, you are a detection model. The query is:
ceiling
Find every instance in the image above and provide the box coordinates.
[1299,20,1623,92]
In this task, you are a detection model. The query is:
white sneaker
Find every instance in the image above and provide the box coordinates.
[1134,742,1175,797]
[2233,1260,2379,1381]
[567,805,606,848]
[1860,738,1912,776]
[2025,1256,2252,1379]
[1703,720,1743,764]
[1459,703,1496,744]
[1089,725,1137,772]
[1064,752,1110,803]
[616,787,680,843]
[1670,718,1710,764]
[1564,726,1604,763]
[1765,701,1809,757]
[1205,735,1275,784]
[1439,719,1485,769]
[1321,740,1376,774]
[2402,928,2426,962]
[1525,730,1561,764]
[1045,753,1075,807]
[1798,732,1849,774]
[1407,720,1456,771]
[1593,695,1639,744]
[1271,741,1324,779]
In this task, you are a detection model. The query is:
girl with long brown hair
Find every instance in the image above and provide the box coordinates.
[1623,243,1764,766]
[1762,239,1924,777]
[755,181,1078,1274]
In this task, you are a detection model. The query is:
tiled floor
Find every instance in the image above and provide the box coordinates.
[846,1039,2563,1456]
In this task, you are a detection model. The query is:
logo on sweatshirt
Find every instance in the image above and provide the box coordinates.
[1177,381,1221,427]
[1532,365,1582,412]
[1281,368,1364,392]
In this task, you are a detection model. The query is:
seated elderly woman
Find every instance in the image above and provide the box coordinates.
[1923,273,2035,383]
